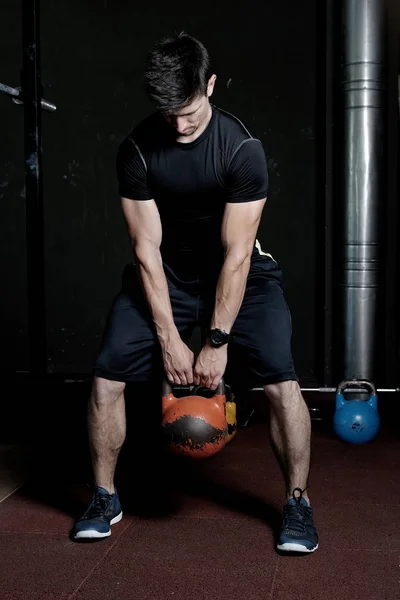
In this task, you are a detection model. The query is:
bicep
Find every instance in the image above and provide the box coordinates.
[117,137,153,201]
[221,199,266,253]
[226,140,268,202]
[121,197,162,253]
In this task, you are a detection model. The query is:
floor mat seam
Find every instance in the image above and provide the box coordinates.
[68,517,135,600]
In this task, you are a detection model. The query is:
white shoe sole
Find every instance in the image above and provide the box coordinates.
[277,542,319,553]
[73,511,123,540]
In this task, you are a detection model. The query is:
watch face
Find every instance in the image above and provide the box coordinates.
[211,330,227,346]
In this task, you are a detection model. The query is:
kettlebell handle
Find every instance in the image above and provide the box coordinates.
[162,379,226,398]
[336,379,377,397]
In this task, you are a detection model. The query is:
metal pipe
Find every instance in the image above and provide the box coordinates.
[250,387,399,393]
[22,0,46,377]
[26,376,400,394]
[340,0,387,380]
[0,82,21,97]
[0,82,56,111]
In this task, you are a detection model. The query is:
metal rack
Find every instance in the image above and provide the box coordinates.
[0,0,56,377]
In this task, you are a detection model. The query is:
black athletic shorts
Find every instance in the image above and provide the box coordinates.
[94,255,298,391]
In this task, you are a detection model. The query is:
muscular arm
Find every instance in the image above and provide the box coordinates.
[210,198,266,333]
[121,197,179,347]
[121,197,194,384]
[194,199,266,389]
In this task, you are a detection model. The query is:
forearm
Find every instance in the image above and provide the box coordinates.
[135,250,179,346]
[210,252,251,333]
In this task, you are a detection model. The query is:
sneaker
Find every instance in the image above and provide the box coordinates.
[72,486,123,541]
[277,487,318,553]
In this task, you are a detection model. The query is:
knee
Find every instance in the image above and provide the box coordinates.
[264,380,302,408]
[92,376,126,408]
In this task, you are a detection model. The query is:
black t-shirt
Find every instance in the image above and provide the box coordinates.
[116,105,269,287]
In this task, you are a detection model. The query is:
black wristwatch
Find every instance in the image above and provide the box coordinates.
[208,328,235,348]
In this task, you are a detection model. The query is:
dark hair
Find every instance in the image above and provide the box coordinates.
[145,32,212,113]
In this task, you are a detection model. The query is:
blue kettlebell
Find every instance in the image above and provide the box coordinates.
[333,379,380,444]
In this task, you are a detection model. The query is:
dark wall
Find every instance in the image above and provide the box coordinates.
[2,0,319,382]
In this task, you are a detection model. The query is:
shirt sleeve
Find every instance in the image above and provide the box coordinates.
[116,137,153,200]
[225,139,269,202]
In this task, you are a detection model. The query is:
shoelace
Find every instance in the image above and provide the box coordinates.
[284,487,311,532]
[83,491,110,520]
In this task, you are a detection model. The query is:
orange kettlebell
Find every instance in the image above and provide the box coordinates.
[161,380,228,459]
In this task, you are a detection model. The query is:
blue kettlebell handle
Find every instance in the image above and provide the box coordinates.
[335,379,378,410]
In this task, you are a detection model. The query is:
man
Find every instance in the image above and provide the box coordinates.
[72,32,318,554]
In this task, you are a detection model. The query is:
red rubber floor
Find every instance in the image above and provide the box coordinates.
[0,419,399,600]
